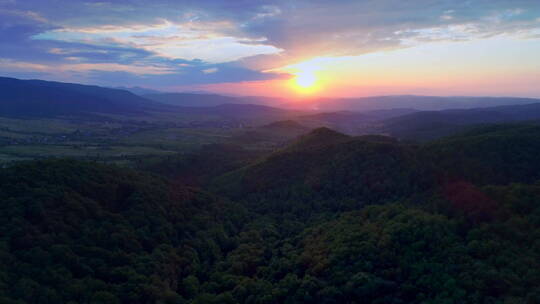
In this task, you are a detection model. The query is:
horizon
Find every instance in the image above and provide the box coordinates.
[3,75,540,101]
[1,1,539,99]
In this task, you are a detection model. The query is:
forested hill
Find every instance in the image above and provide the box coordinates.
[1,124,540,303]
[213,124,540,200]
[380,102,540,140]
[0,160,248,303]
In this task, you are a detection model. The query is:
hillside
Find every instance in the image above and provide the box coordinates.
[422,123,540,185]
[380,102,540,140]
[142,143,265,186]
[0,76,305,129]
[0,77,166,117]
[211,127,432,210]
[212,123,540,209]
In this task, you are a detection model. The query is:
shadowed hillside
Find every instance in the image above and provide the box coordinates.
[0,160,247,303]
[211,127,432,211]
[0,77,165,117]
[381,103,540,140]
[212,124,540,213]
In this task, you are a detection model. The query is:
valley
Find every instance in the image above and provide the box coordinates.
[1,77,540,303]
[2,77,540,167]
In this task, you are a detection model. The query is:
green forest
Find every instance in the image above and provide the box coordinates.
[1,124,540,303]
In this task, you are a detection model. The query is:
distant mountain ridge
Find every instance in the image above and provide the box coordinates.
[145,91,540,111]
[0,77,306,122]
[0,76,164,117]
[143,92,280,107]
[114,86,164,96]
[381,102,540,140]
[2,76,540,123]
[304,95,540,111]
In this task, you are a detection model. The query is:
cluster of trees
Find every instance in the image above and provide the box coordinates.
[0,160,247,303]
[1,124,540,303]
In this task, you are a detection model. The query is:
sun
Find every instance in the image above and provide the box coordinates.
[291,70,320,94]
[271,57,334,95]
[295,71,317,88]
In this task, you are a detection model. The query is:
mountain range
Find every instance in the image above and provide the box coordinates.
[2,76,540,116]
[0,77,165,117]
[2,76,540,141]
[143,92,540,111]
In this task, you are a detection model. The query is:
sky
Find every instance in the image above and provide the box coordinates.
[1,0,539,98]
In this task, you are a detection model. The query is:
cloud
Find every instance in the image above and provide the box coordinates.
[202,67,218,74]
[34,19,283,63]
[0,0,539,88]
[0,55,285,87]
[0,7,55,42]
[0,59,50,71]
[62,63,173,75]
[236,0,540,68]
[0,58,173,75]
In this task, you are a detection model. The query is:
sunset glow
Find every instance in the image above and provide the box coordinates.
[295,71,316,89]
[290,70,319,95]
[0,1,539,98]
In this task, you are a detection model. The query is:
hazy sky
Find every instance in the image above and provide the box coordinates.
[1,0,539,97]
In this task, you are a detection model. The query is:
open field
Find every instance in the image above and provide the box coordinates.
[0,144,177,158]
[0,117,84,134]
[119,127,237,148]
[0,114,243,166]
